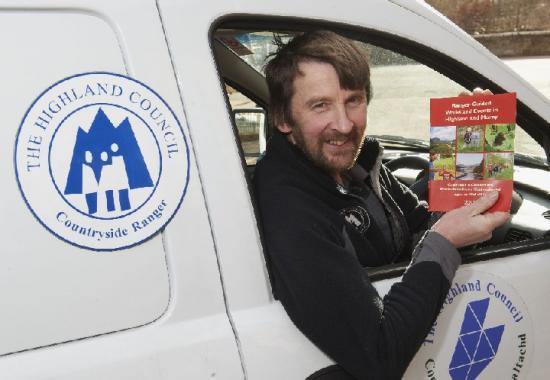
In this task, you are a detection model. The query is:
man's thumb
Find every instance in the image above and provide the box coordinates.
[484,211,511,230]
[469,190,499,215]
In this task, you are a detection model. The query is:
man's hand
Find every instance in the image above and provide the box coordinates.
[459,88,493,97]
[431,191,510,248]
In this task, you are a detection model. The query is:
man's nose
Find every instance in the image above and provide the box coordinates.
[332,104,353,133]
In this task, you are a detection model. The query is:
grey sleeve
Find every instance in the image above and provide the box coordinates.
[407,230,461,282]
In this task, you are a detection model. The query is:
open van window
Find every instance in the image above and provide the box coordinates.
[212,24,550,272]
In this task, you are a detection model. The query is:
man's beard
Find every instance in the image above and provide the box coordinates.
[291,126,365,177]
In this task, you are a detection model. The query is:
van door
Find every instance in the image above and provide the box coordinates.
[0,1,242,378]
[160,0,550,379]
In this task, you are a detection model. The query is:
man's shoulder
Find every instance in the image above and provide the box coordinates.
[254,154,318,206]
[254,145,339,223]
[254,143,287,189]
[255,133,315,191]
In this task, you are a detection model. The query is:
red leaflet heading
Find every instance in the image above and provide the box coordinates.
[430,93,516,126]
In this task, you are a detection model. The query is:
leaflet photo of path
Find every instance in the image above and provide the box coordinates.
[485,123,515,152]
[485,152,514,180]
[430,126,456,180]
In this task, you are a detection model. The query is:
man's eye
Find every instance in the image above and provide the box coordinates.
[312,102,328,111]
[348,96,364,106]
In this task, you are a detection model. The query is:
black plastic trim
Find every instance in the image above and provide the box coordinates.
[368,237,550,281]
[223,77,267,111]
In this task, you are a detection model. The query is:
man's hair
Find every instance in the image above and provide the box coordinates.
[264,30,371,128]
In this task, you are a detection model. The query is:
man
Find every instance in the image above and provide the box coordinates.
[464,127,472,146]
[254,30,508,379]
[428,152,439,181]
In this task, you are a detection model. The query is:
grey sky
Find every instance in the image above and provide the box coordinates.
[431,126,455,141]
[457,153,484,166]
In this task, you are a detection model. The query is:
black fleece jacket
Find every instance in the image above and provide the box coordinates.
[254,131,461,379]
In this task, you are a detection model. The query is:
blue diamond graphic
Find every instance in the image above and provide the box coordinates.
[469,298,490,327]
[460,306,482,335]
[467,359,492,379]
[462,332,481,360]
[449,298,505,380]
[473,334,494,361]
[450,365,470,380]
[450,338,471,368]
[485,325,505,353]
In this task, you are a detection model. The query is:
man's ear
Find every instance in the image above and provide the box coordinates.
[277,122,292,134]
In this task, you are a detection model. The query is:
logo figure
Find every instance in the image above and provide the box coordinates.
[340,206,370,234]
[64,108,153,215]
[449,298,505,380]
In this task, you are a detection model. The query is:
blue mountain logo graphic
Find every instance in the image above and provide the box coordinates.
[64,108,153,215]
[448,298,505,380]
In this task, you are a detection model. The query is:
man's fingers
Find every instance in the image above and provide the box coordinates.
[472,88,493,96]
[467,191,499,215]
[459,88,493,97]
[482,211,510,230]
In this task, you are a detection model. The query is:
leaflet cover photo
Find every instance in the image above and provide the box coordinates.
[428,92,516,212]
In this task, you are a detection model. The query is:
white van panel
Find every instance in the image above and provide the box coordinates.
[0,11,169,355]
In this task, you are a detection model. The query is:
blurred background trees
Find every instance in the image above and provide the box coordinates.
[426,0,550,57]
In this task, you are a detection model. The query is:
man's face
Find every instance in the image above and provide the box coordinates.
[277,61,367,182]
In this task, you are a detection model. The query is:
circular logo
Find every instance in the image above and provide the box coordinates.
[404,270,532,379]
[340,206,370,234]
[15,72,190,251]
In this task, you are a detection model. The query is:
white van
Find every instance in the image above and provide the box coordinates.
[1,0,549,379]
